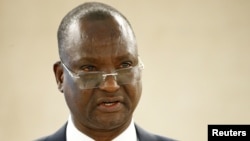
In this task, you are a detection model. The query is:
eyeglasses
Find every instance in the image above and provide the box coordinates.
[61,59,144,89]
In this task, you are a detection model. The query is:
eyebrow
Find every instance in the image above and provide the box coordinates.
[75,53,137,64]
[114,53,137,61]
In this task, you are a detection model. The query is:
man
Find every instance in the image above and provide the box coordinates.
[37,2,176,141]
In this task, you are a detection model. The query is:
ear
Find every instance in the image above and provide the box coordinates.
[53,61,64,93]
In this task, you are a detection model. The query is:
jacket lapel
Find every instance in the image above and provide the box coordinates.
[135,124,156,141]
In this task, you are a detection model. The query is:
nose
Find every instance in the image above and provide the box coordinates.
[99,75,120,92]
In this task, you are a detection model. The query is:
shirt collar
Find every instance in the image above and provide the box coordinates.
[66,115,137,141]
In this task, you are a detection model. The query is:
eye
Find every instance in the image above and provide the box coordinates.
[80,65,97,72]
[119,61,132,69]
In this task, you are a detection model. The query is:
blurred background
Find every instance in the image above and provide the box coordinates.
[1,0,250,141]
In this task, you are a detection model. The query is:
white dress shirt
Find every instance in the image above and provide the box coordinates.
[66,115,137,141]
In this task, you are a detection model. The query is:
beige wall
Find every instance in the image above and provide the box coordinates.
[1,0,250,141]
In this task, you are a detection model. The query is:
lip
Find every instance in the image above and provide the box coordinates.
[96,96,124,113]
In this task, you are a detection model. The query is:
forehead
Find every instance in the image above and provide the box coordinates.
[63,14,137,63]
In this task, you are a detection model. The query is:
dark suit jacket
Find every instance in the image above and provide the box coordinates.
[36,123,176,141]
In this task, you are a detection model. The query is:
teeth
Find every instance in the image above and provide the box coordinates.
[103,101,118,106]
[104,103,114,106]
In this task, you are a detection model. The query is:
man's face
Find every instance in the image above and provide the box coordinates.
[59,17,142,131]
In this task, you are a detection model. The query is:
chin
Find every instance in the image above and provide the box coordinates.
[93,113,129,130]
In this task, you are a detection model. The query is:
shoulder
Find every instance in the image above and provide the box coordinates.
[135,124,177,141]
[34,123,67,141]
[35,136,47,141]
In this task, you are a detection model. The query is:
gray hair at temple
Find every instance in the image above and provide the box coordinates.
[57,2,137,58]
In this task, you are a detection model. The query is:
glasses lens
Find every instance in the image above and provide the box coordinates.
[116,66,142,85]
[75,72,103,89]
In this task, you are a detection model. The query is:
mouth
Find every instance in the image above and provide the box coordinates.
[97,97,124,112]
[101,101,120,107]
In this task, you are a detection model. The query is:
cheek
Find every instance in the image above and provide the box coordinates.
[135,81,142,104]
[63,87,83,115]
[63,77,78,106]
[64,87,96,121]
[63,75,92,115]
[126,81,142,109]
